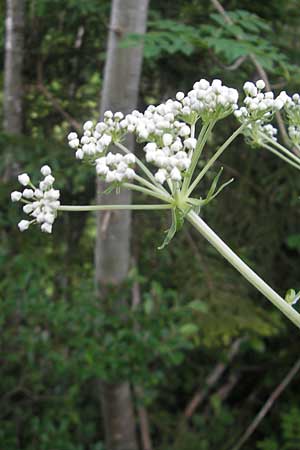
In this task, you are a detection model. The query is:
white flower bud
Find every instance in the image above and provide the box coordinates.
[179,125,190,137]
[100,134,112,146]
[18,173,30,186]
[124,153,136,165]
[96,164,109,175]
[243,82,257,97]
[125,168,135,179]
[256,80,265,90]
[44,213,55,224]
[11,191,22,202]
[81,136,90,144]
[105,171,116,183]
[69,139,80,148]
[75,149,84,159]
[36,213,45,223]
[18,220,30,231]
[127,124,135,133]
[67,132,78,141]
[155,169,167,184]
[41,165,52,176]
[170,167,182,181]
[44,175,55,186]
[198,79,210,90]
[23,189,34,199]
[170,140,183,152]
[114,112,124,120]
[162,133,173,146]
[41,223,52,233]
[104,111,113,119]
[83,121,93,130]
[176,92,185,101]
[184,138,197,150]
[211,79,222,93]
[23,204,34,214]
[274,99,284,110]
[144,143,157,152]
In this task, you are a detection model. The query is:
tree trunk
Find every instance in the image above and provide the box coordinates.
[4,0,25,134]
[95,1,149,450]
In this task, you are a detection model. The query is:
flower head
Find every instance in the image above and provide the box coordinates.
[95,152,136,183]
[67,112,126,160]
[235,81,289,125]
[11,166,60,233]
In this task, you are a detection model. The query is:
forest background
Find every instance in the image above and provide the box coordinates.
[1,1,300,450]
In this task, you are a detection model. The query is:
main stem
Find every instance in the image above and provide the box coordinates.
[186,210,300,328]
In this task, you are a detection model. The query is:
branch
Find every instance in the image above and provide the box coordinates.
[231,357,300,450]
[203,372,240,417]
[210,0,291,148]
[183,338,243,419]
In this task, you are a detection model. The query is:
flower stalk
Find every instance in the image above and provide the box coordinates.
[58,204,172,211]
[186,210,300,328]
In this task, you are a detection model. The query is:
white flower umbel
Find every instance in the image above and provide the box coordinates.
[95,152,136,183]
[13,78,300,329]
[67,111,126,160]
[234,80,300,170]
[11,166,60,233]
[235,80,289,128]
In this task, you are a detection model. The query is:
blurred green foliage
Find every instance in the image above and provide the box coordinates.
[1,0,300,449]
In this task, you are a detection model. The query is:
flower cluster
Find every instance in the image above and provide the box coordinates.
[66,79,240,186]
[176,78,239,123]
[119,106,196,184]
[95,152,136,183]
[243,121,278,147]
[11,166,60,233]
[144,140,192,184]
[119,103,190,142]
[284,93,300,127]
[235,80,288,124]
[67,111,125,160]
[282,94,300,146]
[288,125,300,146]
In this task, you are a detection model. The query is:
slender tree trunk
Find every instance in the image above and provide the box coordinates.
[95,1,149,450]
[3,0,25,181]
[4,0,25,134]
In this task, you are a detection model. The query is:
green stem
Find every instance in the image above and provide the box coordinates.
[190,123,195,139]
[134,174,169,196]
[263,135,300,165]
[187,210,300,328]
[182,121,213,193]
[262,143,300,171]
[115,142,169,194]
[187,124,245,196]
[58,204,172,212]
[123,182,172,203]
[261,134,300,164]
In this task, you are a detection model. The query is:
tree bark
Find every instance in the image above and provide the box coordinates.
[4,0,25,134]
[95,1,149,450]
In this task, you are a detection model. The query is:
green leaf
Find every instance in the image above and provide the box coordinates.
[187,300,208,313]
[285,289,296,304]
[144,298,154,315]
[286,234,300,250]
[158,208,185,250]
[158,209,177,250]
[179,323,199,336]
